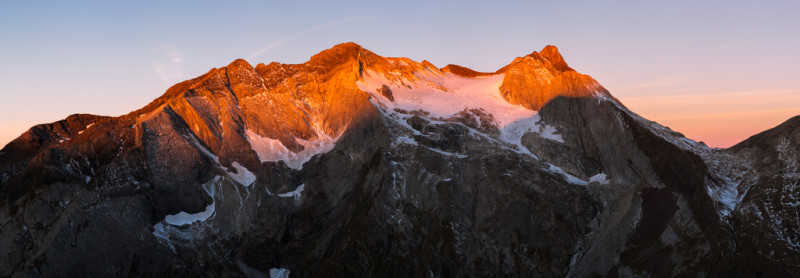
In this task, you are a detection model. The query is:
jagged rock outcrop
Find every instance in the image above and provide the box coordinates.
[497,45,606,110]
[726,116,800,277]
[0,42,798,277]
[441,64,492,78]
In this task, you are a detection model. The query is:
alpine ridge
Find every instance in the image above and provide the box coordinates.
[1,42,798,277]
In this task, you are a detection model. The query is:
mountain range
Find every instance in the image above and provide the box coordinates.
[1,42,798,277]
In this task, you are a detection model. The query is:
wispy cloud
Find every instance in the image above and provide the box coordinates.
[620,89,800,101]
[614,74,689,90]
[618,89,800,147]
[619,89,800,120]
[152,46,185,85]
[657,108,800,120]
[247,15,374,61]
[712,42,733,52]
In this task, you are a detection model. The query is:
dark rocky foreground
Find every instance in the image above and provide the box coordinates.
[1,43,798,277]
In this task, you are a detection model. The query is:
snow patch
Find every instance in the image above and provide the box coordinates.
[163,180,217,226]
[778,137,799,175]
[78,123,95,135]
[270,268,290,278]
[150,177,222,251]
[152,223,172,242]
[229,162,256,186]
[163,203,215,226]
[497,114,565,156]
[246,130,339,170]
[588,173,610,184]
[357,70,536,129]
[423,146,468,158]
[153,175,219,240]
[188,135,219,162]
[278,184,305,200]
[499,115,540,155]
[546,163,588,186]
[394,136,419,146]
[393,135,467,158]
[706,176,742,217]
[540,125,564,143]
[500,115,540,142]
[499,115,565,144]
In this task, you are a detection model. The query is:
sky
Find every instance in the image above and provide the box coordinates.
[1,0,798,148]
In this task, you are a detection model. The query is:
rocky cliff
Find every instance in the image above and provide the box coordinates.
[0,42,798,277]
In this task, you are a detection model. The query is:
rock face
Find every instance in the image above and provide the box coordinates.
[440,64,493,78]
[727,116,800,277]
[0,42,798,277]
[497,45,605,110]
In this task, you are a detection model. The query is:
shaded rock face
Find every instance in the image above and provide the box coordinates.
[0,42,798,277]
[378,85,394,102]
[726,116,800,277]
[529,96,732,276]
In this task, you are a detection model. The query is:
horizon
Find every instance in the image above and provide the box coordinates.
[2,1,799,148]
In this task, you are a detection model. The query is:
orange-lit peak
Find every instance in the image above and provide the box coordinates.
[441,64,493,78]
[537,45,573,72]
[307,42,370,68]
[497,45,606,110]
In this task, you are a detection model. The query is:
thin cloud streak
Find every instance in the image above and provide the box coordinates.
[620,89,800,102]
[152,46,185,85]
[617,88,800,147]
[652,108,800,121]
[619,89,800,115]
[247,15,374,61]
[613,74,690,90]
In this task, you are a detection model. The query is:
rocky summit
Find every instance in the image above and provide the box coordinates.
[1,42,798,277]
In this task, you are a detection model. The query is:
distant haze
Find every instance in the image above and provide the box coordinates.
[1,1,798,148]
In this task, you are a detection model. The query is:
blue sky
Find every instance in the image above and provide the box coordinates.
[1,0,799,147]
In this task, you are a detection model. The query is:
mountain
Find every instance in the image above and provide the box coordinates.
[1,42,798,277]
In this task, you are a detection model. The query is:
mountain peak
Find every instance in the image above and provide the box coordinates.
[494,45,605,110]
[227,58,253,69]
[537,45,573,72]
[307,42,368,69]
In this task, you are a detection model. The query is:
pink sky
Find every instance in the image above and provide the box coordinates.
[615,90,800,147]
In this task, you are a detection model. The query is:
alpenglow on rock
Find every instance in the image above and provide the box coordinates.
[1,42,798,277]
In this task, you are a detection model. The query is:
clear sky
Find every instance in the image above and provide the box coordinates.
[1,0,798,148]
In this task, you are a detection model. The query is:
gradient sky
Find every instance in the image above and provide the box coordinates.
[1,0,798,148]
